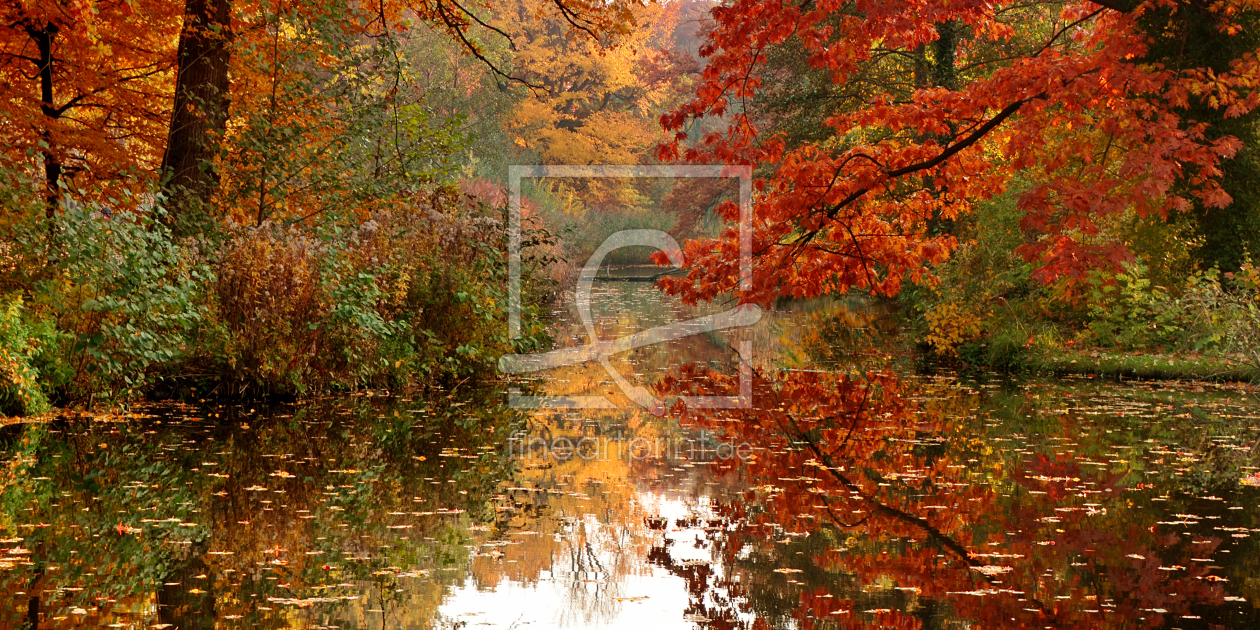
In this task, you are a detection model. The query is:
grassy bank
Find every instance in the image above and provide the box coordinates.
[1017,349,1259,384]
[897,187,1260,387]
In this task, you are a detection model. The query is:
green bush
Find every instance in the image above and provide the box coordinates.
[906,184,1254,373]
[903,189,1057,365]
[1081,261,1260,362]
[0,177,554,405]
[8,201,211,403]
[0,294,57,416]
[1084,262,1189,349]
[1182,263,1260,367]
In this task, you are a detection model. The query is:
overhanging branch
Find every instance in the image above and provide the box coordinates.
[1089,0,1138,13]
[824,93,1041,220]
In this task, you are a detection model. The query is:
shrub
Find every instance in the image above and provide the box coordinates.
[1084,262,1189,349]
[208,224,327,394]
[356,191,544,382]
[1182,263,1260,368]
[923,300,984,358]
[13,202,210,403]
[198,188,552,397]
[0,177,554,406]
[0,295,56,416]
[903,189,1058,364]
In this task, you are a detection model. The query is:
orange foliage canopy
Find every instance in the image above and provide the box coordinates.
[655,1,1260,304]
[0,0,181,208]
[0,0,643,219]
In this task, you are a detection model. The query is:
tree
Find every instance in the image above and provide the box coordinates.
[0,0,646,228]
[160,0,232,235]
[656,1,1260,306]
[489,0,693,210]
[499,0,674,165]
[0,0,179,215]
[1135,4,1260,272]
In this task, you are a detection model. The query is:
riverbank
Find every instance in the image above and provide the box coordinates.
[1023,349,1260,384]
[952,343,1260,386]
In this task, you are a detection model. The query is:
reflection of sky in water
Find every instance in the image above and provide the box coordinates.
[440,279,887,629]
[439,494,738,629]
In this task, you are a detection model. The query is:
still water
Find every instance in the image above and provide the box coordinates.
[2,274,1259,629]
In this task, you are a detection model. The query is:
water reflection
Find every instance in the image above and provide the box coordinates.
[3,275,1260,629]
[657,367,1260,629]
[0,394,519,629]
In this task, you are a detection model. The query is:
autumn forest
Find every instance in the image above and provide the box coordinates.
[3,0,1260,629]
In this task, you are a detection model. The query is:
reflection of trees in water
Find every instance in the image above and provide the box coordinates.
[488,377,769,628]
[485,442,654,627]
[554,522,620,628]
[645,518,747,630]
[654,367,1258,629]
[0,395,519,629]
[755,295,902,373]
[532,280,744,407]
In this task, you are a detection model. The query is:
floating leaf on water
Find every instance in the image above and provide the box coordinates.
[971,565,1014,575]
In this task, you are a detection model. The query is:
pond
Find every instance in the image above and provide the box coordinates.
[3,273,1259,629]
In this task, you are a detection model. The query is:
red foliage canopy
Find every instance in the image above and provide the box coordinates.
[655,1,1260,303]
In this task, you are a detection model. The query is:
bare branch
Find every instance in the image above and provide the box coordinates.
[432,0,543,91]
[550,0,601,41]
[448,0,519,52]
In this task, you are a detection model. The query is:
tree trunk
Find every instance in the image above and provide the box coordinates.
[23,593,38,630]
[931,20,960,91]
[21,567,43,630]
[157,549,215,629]
[925,20,961,237]
[24,22,62,220]
[161,0,232,234]
[912,44,929,90]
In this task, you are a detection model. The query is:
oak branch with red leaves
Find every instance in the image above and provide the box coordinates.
[655,0,1260,305]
